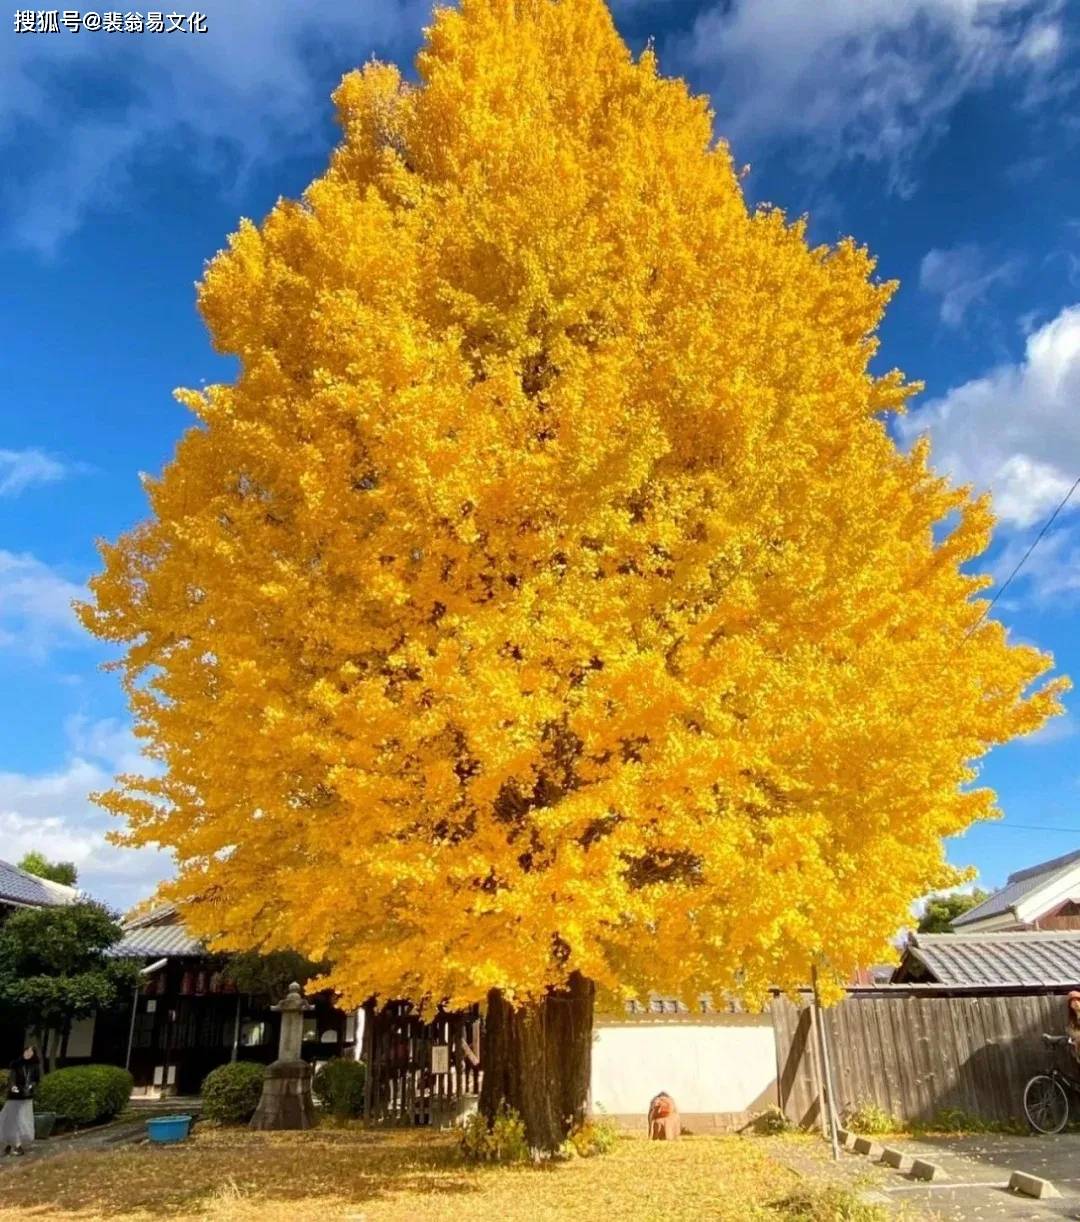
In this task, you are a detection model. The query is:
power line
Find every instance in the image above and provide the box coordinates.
[975,823,1080,834]
[962,474,1080,644]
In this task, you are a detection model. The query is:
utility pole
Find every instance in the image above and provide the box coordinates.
[811,963,841,1161]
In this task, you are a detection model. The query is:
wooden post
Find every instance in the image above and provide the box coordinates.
[125,981,139,1072]
[230,994,242,1062]
[805,1000,826,1135]
[362,1000,375,1120]
[812,965,841,1162]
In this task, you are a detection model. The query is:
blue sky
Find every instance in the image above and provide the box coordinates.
[1,0,1078,913]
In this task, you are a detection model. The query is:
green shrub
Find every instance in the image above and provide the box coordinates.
[565,1112,620,1157]
[36,1065,133,1126]
[749,1105,793,1135]
[0,1068,8,1096]
[842,1100,897,1136]
[201,1060,265,1125]
[924,1106,981,1134]
[312,1058,366,1121]
[459,1104,530,1163]
[910,1107,1025,1137]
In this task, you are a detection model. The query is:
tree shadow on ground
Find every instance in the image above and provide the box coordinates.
[0,1127,484,1220]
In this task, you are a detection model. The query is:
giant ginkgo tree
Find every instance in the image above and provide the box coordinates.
[81,0,1066,1150]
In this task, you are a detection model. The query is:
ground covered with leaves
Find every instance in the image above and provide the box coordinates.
[0,1126,893,1221]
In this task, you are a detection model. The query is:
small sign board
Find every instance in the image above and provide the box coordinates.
[431,1044,450,1074]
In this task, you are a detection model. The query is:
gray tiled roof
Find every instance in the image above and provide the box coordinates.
[112,903,205,959]
[953,849,1080,928]
[903,930,1080,988]
[0,859,80,909]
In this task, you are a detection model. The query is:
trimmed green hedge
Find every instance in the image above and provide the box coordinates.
[313,1058,366,1120]
[36,1064,133,1126]
[201,1060,265,1125]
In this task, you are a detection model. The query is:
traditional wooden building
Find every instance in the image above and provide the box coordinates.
[892,928,1080,989]
[0,858,79,919]
[87,905,359,1095]
[952,849,1080,933]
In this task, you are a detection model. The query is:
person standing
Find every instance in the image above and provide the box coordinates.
[1066,992,1080,1062]
[1,1046,40,1156]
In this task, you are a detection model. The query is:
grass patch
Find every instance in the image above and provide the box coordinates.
[768,1183,888,1221]
[0,1128,889,1221]
[907,1108,1028,1137]
[843,1101,1031,1139]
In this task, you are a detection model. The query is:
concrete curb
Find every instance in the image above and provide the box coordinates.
[910,1158,945,1182]
[852,1136,884,1159]
[836,1127,854,1149]
[881,1146,912,1172]
[1008,1170,1061,1200]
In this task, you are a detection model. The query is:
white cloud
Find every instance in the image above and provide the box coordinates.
[899,304,1080,529]
[0,448,68,497]
[1018,20,1063,64]
[66,713,152,777]
[1018,308,1045,336]
[673,0,1066,193]
[0,550,86,657]
[1,0,430,255]
[919,244,1018,328]
[0,717,171,913]
[992,527,1080,602]
[899,304,1080,602]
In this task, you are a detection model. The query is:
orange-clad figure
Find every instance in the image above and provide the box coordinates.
[648,1091,680,1140]
[1066,992,1080,1061]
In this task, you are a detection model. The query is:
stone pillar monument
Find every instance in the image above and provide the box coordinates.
[250,982,317,1131]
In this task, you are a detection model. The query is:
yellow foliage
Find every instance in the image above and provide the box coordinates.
[80,0,1066,1011]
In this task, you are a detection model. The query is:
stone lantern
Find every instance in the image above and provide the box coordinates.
[250,981,317,1130]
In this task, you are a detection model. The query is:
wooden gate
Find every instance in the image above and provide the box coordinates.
[363,1001,483,1126]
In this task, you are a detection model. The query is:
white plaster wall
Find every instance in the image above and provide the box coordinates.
[590,1019,776,1117]
[66,1015,96,1059]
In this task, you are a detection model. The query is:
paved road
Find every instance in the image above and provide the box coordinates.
[1,1099,202,1169]
[857,1133,1080,1219]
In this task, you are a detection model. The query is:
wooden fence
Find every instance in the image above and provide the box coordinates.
[772,991,1071,1127]
[363,1002,483,1127]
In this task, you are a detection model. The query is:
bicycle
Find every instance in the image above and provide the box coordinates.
[1023,1034,1080,1134]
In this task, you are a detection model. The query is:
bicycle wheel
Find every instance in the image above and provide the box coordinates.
[1024,1074,1069,1134]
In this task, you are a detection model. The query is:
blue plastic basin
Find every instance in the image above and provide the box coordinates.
[146,1114,193,1144]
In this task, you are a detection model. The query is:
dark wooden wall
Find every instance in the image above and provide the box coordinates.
[773,991,1074,1127]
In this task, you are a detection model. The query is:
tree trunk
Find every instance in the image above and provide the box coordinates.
[479,972,595,1154]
